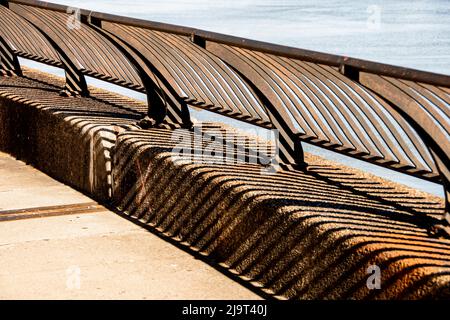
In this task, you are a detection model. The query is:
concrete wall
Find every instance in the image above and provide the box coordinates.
[0,96,114,201]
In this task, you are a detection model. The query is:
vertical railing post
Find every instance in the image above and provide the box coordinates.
[0,1,21,76]
[0,36,22,76]
[357,72,450,238]
[7,3,88,96]
[96,20,193,129]
[190,33,206,48]
[203,41,306,169]
[81,15,192,128]
[428,150,450,237]
[339,63,359,82]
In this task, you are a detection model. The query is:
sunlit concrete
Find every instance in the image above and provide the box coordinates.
[0,153,260,300]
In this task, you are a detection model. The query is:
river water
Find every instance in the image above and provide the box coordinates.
[18,0,450,196]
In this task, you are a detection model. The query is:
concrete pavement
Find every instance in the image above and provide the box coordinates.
[0,152,260,300]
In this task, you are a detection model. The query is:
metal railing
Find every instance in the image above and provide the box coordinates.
[0,0,449,237]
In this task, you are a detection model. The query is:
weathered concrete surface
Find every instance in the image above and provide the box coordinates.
[1,68,450,299]
[0,70,147,201]
[112,130,450,300]
[0,152,92,211]
[0,152,260,300]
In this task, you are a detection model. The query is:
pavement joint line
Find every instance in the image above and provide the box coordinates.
[0,202,106,222]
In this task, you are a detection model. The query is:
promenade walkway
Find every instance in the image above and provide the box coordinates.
[0,152,259,299]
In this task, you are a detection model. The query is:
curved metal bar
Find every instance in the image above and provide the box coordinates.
[107,24,270,125]
[6,3,88,95]
[205,42,446,182]
[8,3,145,96]
[0,4,60,68]
[316,64,438,177]
[205,42,305,166]
[79,16,186,127]
[359,73,450,235]
[94,21,193,127]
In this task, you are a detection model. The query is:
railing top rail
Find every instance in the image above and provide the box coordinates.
[7,0,450,87]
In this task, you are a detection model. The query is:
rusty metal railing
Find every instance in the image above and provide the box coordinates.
[0,0,449,237]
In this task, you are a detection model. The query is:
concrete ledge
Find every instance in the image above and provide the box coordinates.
[112,130,450,299]
[0,71,145,201]
[1,69,450,299]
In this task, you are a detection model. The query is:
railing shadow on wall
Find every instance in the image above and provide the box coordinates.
[0,0,449,238]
